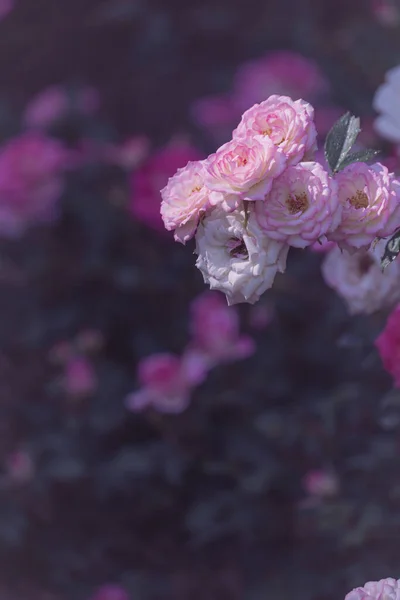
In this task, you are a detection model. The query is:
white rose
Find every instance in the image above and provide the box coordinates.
[195,203,289,305]
[373,65,400,143]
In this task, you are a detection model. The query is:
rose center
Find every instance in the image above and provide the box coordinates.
[227,237,249,259]
[286,192,309,215]
[236,156,248,167]
[349,190,369,209]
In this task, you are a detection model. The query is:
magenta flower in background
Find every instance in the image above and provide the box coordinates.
[189,291,255,364]
[376,304,400,388]
[0,0,13,20]
[130,140,203,233]
[89,584,129,600]
[24,85,100,130]
[64,356,97,398]
[232,51,329,112]
[0,132,67,237]
[345,578,400,600]
[303,469,339,498]
[126,351,208,414]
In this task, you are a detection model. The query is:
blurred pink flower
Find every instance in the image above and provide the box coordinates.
[189,291,255,363]
[233,51,329,112]
[191,94,239,143]
[64,357,97,398]
[89,584,129,600]
[5,450,34,484]
[0,0,13,20]
[345,578,400,600]
[303,469,339,498]
[102,136,150,170]
[130,140,203,232]
[0,132,67,237]
[372,0,400,26]
[24,85,99,130]
[126,351,208,414]
[376,304,400,388]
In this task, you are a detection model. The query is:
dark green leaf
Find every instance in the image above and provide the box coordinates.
[324,112,361,173]
[336,148,380,171]
[380,230,400,271]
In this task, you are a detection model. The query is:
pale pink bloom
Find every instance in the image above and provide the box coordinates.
[310,238,337,253]
[191,94,239,142]
[345,578,400,600]
[321,241,400,315]
[375,304,400,388]
[233,51,329,112]
[0,0,13,20]
[203,136,285,201]
[161,160,210,243]
[130,140,202,233]
[328,162,400,251]
[0,132,67,237]
[89,584,129,600]
[255,162,341,248]
[233,95,317,166]
[126,351,208,414]
[195,203,289,305]
[64,357,97,398]
[101,136,150,170]
[303,469,339,498]
[6,451,34,484]
[189,291,255,364]
[24,85,99,130]
[374,65,400,143]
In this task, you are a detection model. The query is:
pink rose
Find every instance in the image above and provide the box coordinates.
[203,136,285,201]
[232,95,317,166]
[233,52,329,112]
[0,132,67,237]
[376,304,400,388]
[189,291,255,364]
[255,162,341,248]
[328,162,400,251]
[195,203,289,305]
[321,241,400,315]
[309,238,337,253]
[126,351,208,414]
[345,578,400,600]
[130,140,202,233]
[161,160,210,243]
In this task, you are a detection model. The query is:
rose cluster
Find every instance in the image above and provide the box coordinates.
[161,94,400,305]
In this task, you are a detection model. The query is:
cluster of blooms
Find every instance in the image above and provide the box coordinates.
[125,291,255,413]
[161,94,400,305]
[345,578,400,600]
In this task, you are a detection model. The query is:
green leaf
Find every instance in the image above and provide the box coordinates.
[380,230,400,271]
[336,148,380,171]
[324,112,361,173]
